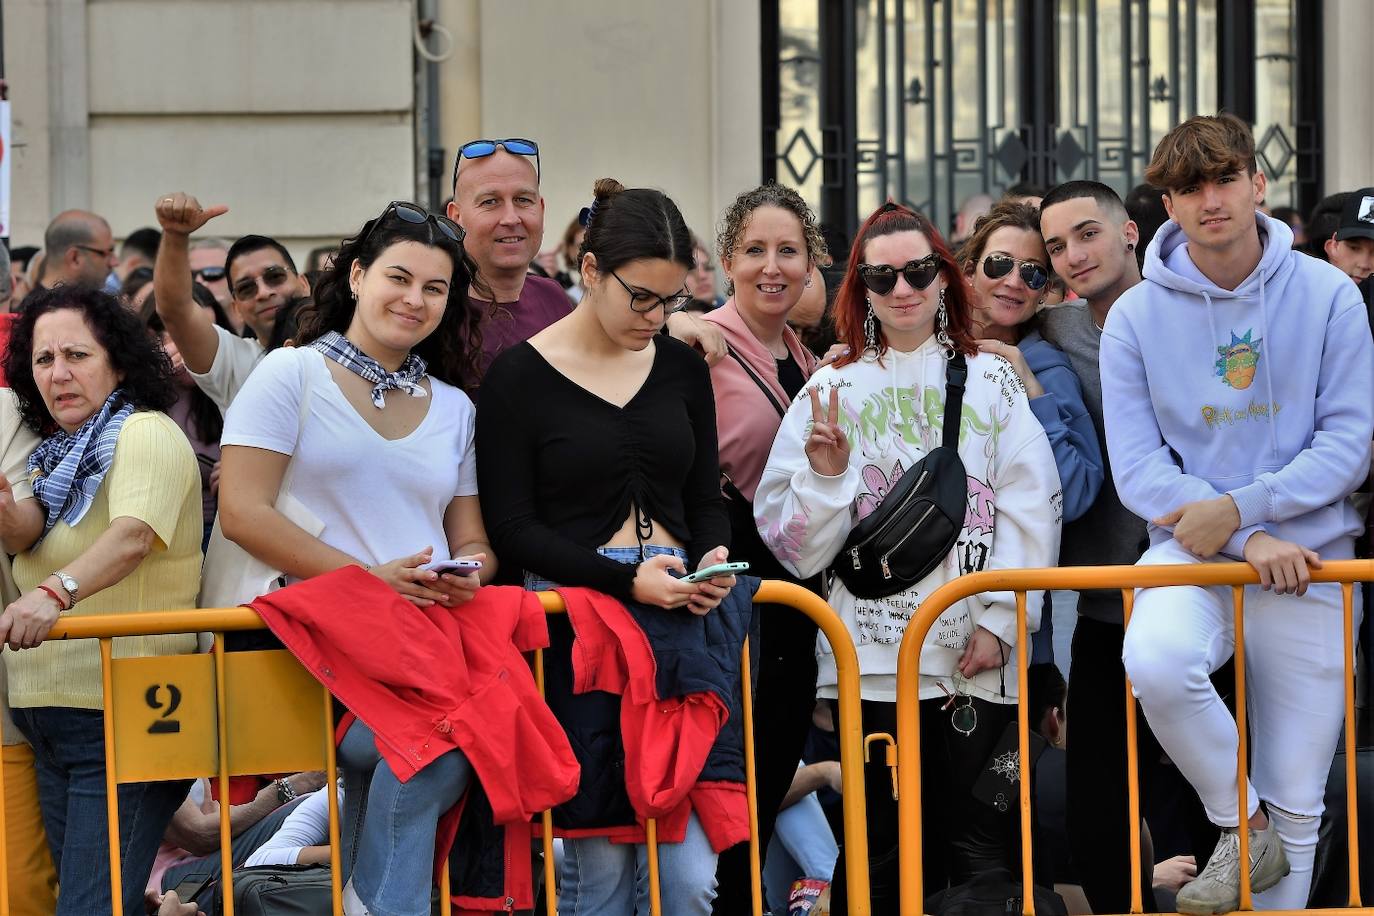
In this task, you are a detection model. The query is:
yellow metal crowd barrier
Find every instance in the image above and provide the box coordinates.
[889,560,1374,916]
[0,580,873,916]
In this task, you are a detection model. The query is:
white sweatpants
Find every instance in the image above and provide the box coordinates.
[1122,538,1358,910]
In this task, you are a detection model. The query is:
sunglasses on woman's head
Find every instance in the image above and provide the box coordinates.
[358,201,465,250]
[857,255,942,295]
[980,254,1049,291]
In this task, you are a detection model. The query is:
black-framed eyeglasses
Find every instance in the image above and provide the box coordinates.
[232,266,293,302]
[980,254,1049,291]
[857,255,942,295]
[452,138,540,188]
[609,270,692,314]
[192,266,226,283]
[357,201,465,252]
[75,244,115,260]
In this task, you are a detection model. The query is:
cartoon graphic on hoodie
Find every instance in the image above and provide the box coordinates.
[754,338,1062,703]
[1215,329,1261,390]
[1100,212,1374,560]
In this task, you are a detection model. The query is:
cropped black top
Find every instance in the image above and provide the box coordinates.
[476,337,730,601]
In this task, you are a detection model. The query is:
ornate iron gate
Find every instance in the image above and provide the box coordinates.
[762,0,1323,250]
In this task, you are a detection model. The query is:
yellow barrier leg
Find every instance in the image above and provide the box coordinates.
[646,817,662,914]
[1121,590,1144,914]
[1015,592,1035,916]
[1343,582,1362,907]
[0,668,9,916]
[323,690,343,916]
[100,638,125,916]
[740,639,764,916]
[212,634,235,916]
[439,862,452,915]
[533,648,558,916]
[896,658,923,916]
[1232,587,1253,912]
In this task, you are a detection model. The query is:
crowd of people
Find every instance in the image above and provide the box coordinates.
[0,112,1369,916]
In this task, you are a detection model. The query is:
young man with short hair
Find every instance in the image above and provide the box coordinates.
[153,193,309,413]
[1041,180,1215,913]
[1101,113,1374,913]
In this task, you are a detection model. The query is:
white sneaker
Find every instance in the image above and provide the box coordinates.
[1176,818,1290,915]
[342,878,374,916]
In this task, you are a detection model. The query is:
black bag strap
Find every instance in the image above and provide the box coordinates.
[726,344,789,419]
[941,353,968,449]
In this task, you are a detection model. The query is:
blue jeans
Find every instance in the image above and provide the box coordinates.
[12,706,190,916]
[337,720,471,916]
[763,789,839,912]
[561,811,718,916]
[522,544,687,593]
[527,544,718,915]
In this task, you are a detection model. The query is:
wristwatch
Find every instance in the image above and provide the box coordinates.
[53,572,79,608]
[275,778,297,805]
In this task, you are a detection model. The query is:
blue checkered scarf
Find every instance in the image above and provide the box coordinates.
[28,390,136,538]
[308,331,428,408]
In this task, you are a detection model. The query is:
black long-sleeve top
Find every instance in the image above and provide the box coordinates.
[476,337,731,602]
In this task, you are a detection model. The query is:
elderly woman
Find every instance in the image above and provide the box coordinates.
[0,285,201,916]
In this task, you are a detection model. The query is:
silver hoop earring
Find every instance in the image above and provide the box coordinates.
[862,299,880,361]
[935,287,955,359]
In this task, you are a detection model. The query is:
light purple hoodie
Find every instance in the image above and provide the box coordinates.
[1100,212,1374,558]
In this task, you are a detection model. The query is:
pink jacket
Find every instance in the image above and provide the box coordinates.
[702,300,818,501]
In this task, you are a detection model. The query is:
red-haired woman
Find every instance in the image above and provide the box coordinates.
[754,202,1062,906]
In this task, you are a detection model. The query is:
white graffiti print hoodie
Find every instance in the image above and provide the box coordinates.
[754,336,1063,703]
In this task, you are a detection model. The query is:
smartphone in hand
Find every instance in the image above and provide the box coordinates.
[681,561,750,584]
[423,558,483,576]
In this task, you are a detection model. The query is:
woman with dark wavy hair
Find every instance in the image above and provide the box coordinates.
[754,201,1062,909]
[0,285,201,915]
[217,201,494,916]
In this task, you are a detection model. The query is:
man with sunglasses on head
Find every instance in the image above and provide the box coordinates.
[152,192,309,413]
[446,138,725,390]
[1100,114,1374,914]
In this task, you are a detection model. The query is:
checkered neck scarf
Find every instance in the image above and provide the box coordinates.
[28,390,135,539]
[309,331,428,409]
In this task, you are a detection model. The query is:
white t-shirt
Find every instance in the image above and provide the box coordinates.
[188,325,266,414]
[221,347,478,569]
[243,784,343,868]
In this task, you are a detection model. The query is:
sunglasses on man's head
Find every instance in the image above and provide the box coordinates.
[358,201,465,251]
[857,255,942,295]
[980,253,1049,291]
[452,138,541,187]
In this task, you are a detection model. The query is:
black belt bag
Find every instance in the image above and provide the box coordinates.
[831,353,968,599]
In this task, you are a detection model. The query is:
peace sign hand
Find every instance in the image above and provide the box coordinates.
[805,385,851,477]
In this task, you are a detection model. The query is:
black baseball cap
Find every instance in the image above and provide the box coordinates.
[1334,188,1374,242]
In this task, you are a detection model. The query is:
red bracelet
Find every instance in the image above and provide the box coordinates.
[36,585,68,612]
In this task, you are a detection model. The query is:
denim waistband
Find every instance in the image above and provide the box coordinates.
[523,544,687,593]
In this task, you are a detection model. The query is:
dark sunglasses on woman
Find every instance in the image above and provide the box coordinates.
[358,201,465,249]
[857,255,942,295]
[979,254,1049,291]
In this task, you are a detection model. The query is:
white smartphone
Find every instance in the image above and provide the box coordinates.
[423,558,483,576]
[681,561,750,584]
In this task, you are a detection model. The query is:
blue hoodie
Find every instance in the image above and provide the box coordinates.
[1100,213,1374,559]
[1019,329,1103,522]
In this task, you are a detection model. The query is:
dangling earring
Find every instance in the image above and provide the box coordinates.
[935,287,955,359]
[804,273,813,288]
[1126,242,1135,252]
[862,298,880,361]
